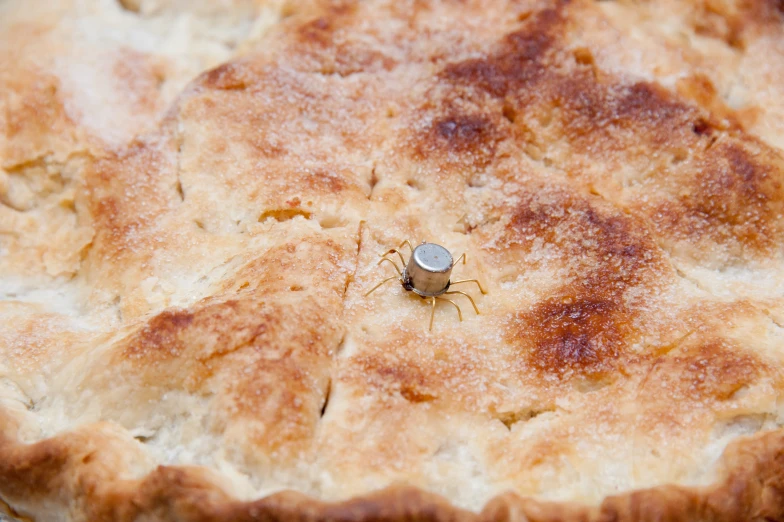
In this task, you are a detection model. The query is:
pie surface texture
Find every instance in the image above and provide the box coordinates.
[3,0,784,521]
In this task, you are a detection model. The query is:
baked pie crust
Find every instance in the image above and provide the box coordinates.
[3,0,784,520]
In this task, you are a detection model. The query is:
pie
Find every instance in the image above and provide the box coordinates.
[3,0,784,520]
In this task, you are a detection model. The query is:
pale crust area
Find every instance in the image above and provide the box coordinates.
[2,0,784,521]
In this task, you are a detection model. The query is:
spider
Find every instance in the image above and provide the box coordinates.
[365,240,487,330]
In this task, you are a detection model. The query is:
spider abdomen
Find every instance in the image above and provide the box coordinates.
[404,243,453,297]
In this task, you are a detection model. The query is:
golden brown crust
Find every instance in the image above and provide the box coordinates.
[1,428,784,521]
[3,0,784,520]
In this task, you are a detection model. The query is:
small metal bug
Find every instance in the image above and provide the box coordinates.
[365,240,487,330]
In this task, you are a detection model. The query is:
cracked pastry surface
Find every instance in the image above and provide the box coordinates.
[2,0,784,520]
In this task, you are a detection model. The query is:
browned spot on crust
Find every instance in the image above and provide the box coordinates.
[118,298,277,391]
[298,16,333,47]
[505,189,661,284]
[504,189,665,377]
[554,78,707,152]
[434,115,494,152]
[413,112,503,168]
[304,169,348,193]
[682,340,765,401]
[652,140,784,255]
[202,62,251,91]
[640,338,770,430]
[441,6,564,98]
[292,3,396,76]
[124,308,195,361]
[406,3,571,169]
[351,353,442,404]
[521,297,630,377]
[0,437,72,500]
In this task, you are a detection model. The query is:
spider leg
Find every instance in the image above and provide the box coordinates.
[378,256,402,276]
[436,296,463,322]
[380,248,407,267]
[398,240,414,253]
[365,275,399,296]
[445,290,479,314]
[429,296,437,331]
[449,279,487,295]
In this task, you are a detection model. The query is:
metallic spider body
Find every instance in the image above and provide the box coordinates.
[365,240,487,330]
